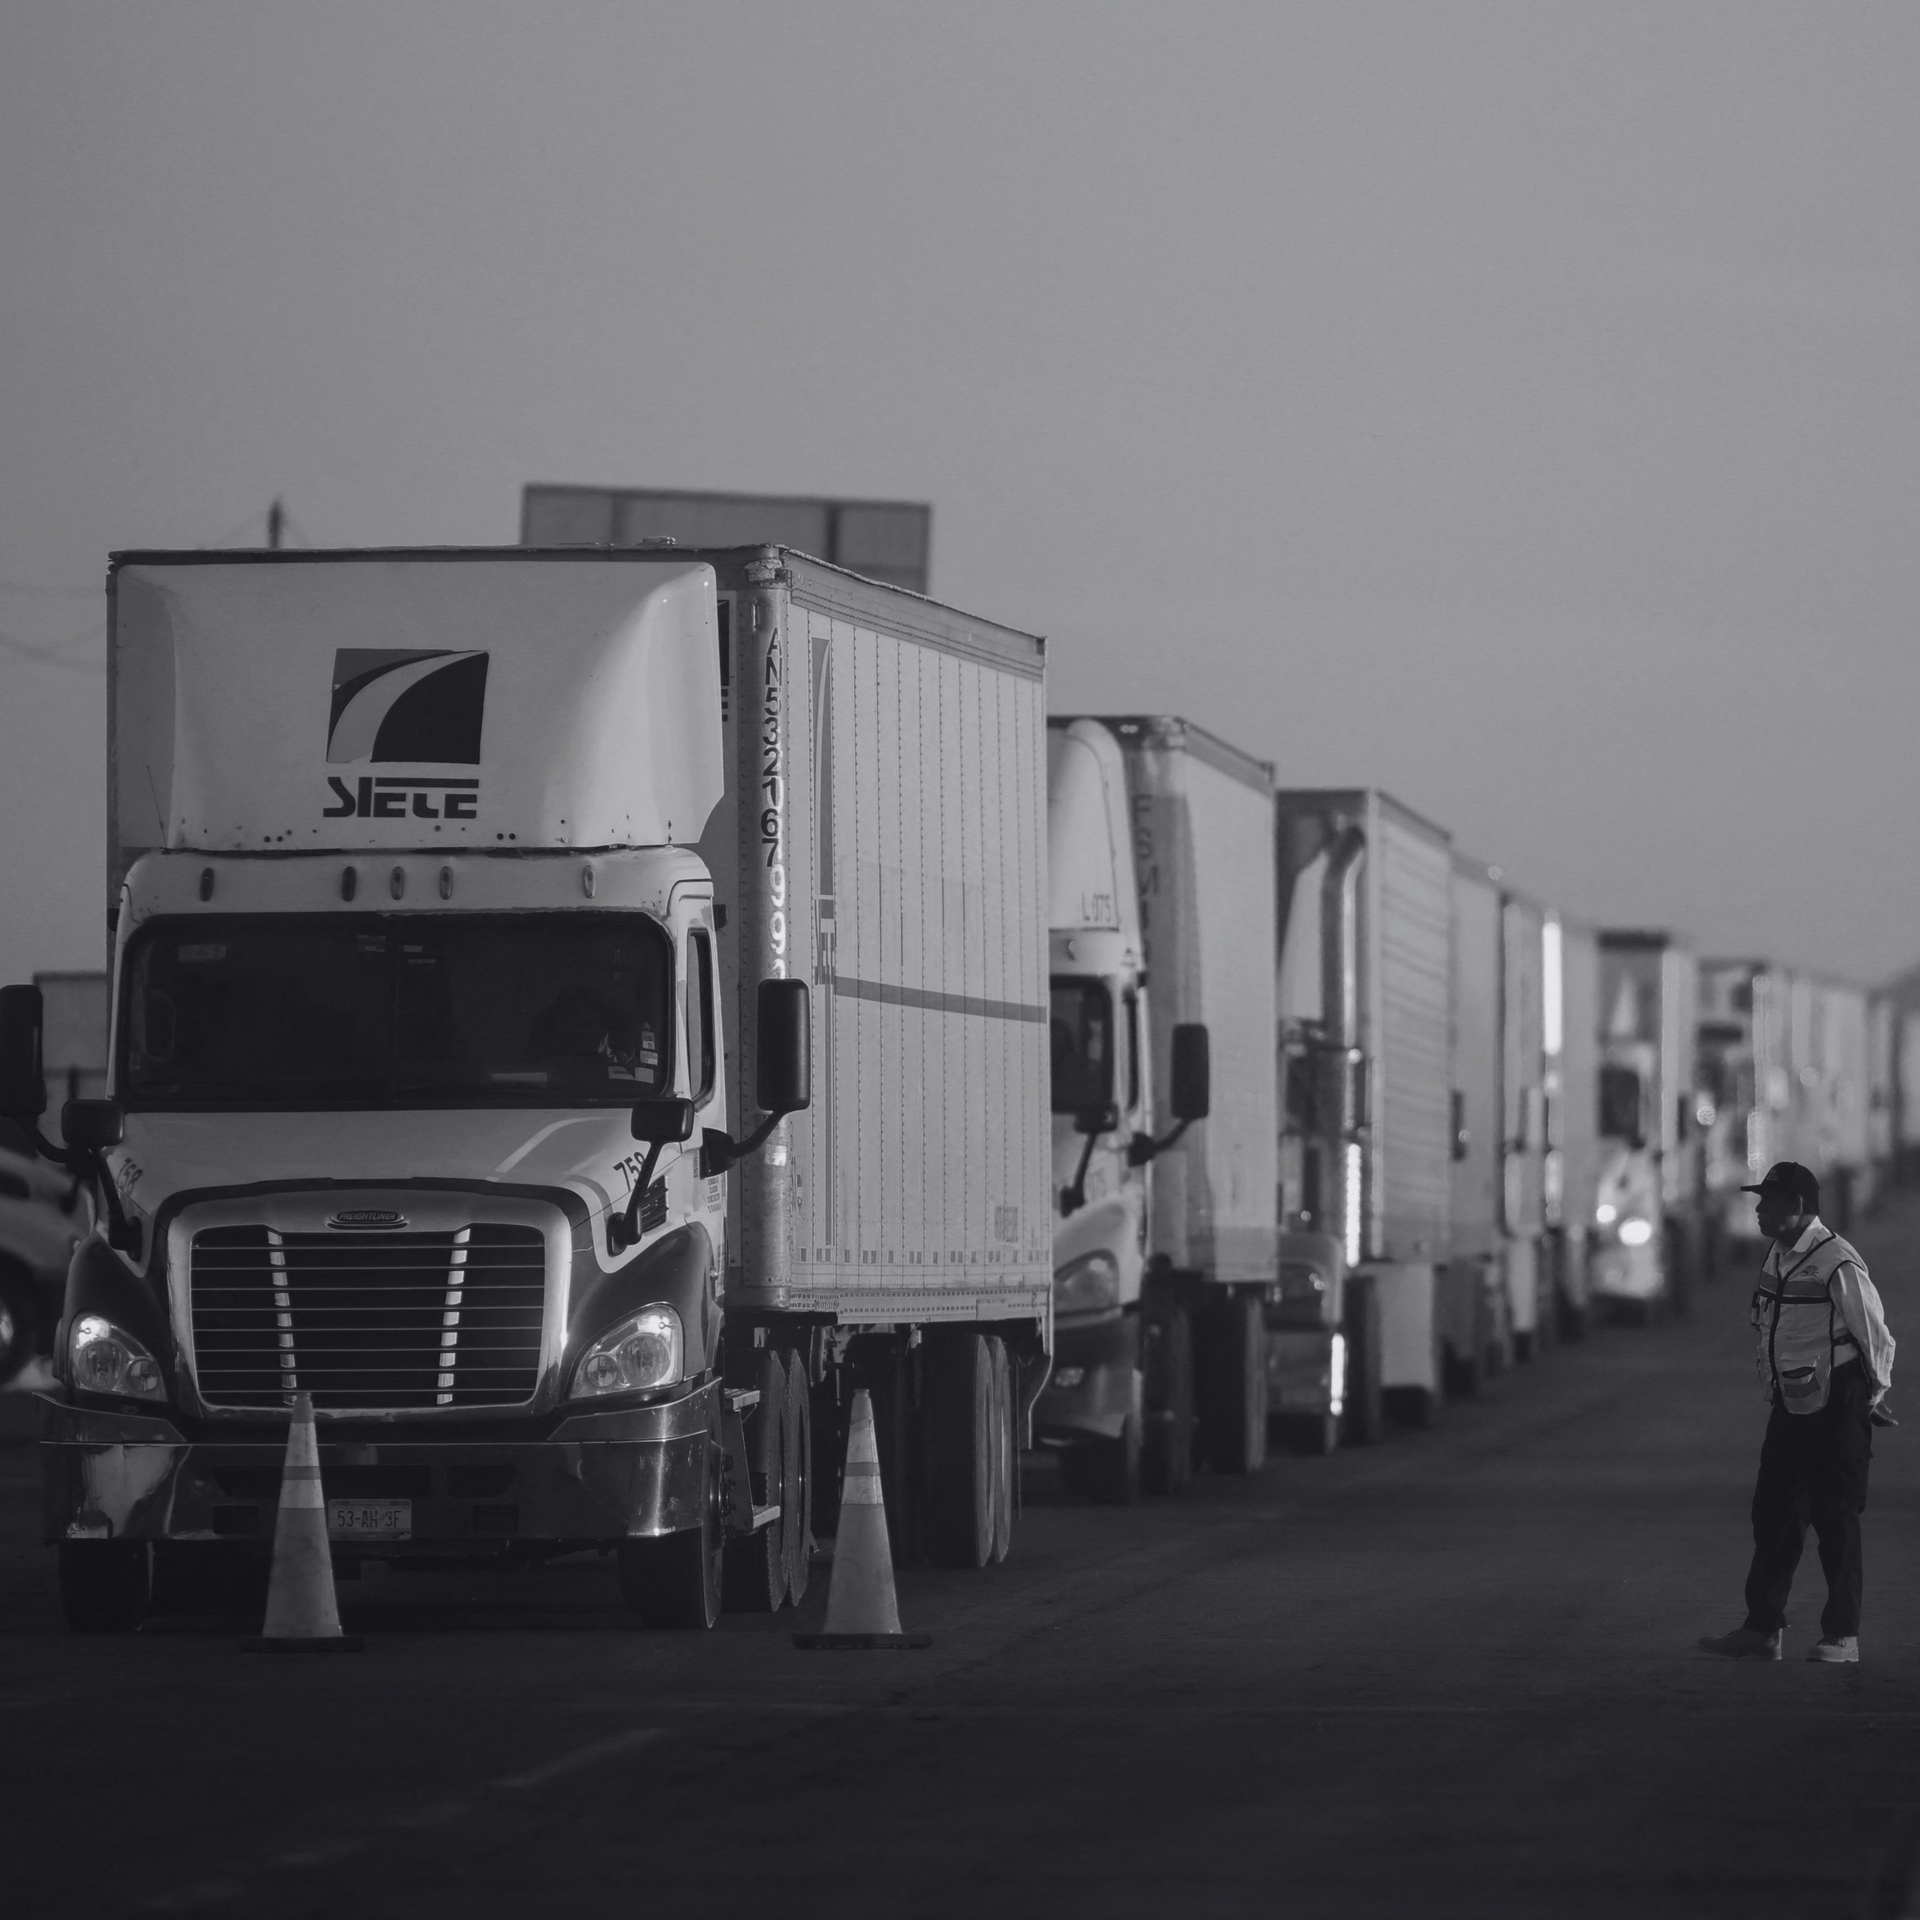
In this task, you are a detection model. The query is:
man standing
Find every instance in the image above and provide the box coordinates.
[1701,1162,1895,1664]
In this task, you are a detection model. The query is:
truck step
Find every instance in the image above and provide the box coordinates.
[749,1504,781,1532]
[725,1388,761,1412]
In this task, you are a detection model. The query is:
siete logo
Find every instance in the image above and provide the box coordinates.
[322,648,488,821]
[327,1209,409,1231]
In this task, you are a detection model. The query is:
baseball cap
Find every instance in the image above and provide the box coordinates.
[1741,1161,1821,1210]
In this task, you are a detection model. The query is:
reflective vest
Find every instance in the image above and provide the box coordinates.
[1751,1230,1862,1415]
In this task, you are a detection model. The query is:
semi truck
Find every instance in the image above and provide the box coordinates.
[1035,718,1213,1499]
[2,544,1052,1632]
[1445,860,1551,1383]
[1595,931,1702,1318]
[1275,790,1451,1433]
[1040,716,1270,1488]
[1542,911,1600,1338]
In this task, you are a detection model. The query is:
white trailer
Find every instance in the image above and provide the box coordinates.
[1277,791,1452,1428]
[1097,717,1276,1484]
[10,545,1050,1632]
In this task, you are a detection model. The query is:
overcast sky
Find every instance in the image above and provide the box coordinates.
[4,2,1918,991]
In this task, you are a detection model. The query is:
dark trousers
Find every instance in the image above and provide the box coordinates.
[1743,1360,1873,1639]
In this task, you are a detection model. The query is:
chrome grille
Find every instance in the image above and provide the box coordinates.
[189,1224,547,1410]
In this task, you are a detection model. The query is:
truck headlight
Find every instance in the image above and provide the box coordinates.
[1595,1202,1617,1227]
[1053,1250,1120,1315]
[1617,1216,1654,1247]
[570,1304,683,1399]
[70,1314,165,1401]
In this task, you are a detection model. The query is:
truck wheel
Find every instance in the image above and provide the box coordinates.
[1142,1297,1194,1496]
[1198,1290,1267,1474]
[924,1330,995,1569]
[1342,1277,1384,1446]
[988,1336,1015,1564]
[0,1270,37,1387]
[722,1352,787,1613]
[59,1542,150,1633]
[619,1424,723,1628]
[782,1348,813,1606]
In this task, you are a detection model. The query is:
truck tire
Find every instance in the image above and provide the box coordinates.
[723,1351,787,1613]
[618,1420,723,1628]
[1059,1366,1143,1505]
[782,1347,813,1606]
[0,1268,37,1387]
[923,1330,995,1569]
[988,1335,1014,1565]
[1198,1289,1267,1475]
[1342,1276,1384,1446]
[60,1541,150,1633]
[1142,1294,1194,1497]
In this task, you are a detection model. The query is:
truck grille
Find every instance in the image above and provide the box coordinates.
[189,1224,547,1411]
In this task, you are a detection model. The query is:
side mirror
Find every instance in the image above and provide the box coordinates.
[0,985,46,1120]
[630,1096,696,1145]
[63,1099,125,1152]
[1075,1102,1120,1138]
[1170,1023,1210,1123]
[756,979,811,1115]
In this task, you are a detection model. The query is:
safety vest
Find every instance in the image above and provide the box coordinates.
[1751,1229,1863,1415]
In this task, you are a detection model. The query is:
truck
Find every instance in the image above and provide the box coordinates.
[1275,790,1452,1434]
[1039,716,1270,1488]
[1034,718,1211,1499]
[1595,931,1703,1318]
[1445,860,1552,1385]
[0,544,1052,1632]
[1541,911,1601,1339]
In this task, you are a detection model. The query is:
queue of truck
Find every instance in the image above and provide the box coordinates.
[0,524,1915,1633]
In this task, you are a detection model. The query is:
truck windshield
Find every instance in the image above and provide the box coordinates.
[1050,979,1113,1115]
[120,914,674,1110]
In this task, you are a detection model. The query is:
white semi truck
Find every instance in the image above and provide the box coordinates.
[1275,790,1452,1433]
[3,545,1051,1631]
[1034,717,1235,1499]
[1594,931,1702,1319]
[1542,911,1601,1339]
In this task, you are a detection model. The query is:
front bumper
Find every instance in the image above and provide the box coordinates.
[1034,1310,1137,1443]
[39,1385,716,1551]
[1590,1240,1660,1301]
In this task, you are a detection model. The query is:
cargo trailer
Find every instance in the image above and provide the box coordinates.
[1276,791,1451,1429]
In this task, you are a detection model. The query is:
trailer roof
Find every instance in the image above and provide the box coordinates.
[1085,714,1272,795]
[107,544,1045,679]
[1272,786,1451,846]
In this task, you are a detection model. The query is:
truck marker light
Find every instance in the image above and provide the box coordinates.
[582,864,596,899]
[1344,1143,1363,1268]
[198,868,215,902]
[340,866,357,902]
[439,867,453,900]
[1595,1202,1617,1226]
[390,867,405,901]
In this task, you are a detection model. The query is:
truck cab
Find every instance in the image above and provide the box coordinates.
[1037,720,1155,1501]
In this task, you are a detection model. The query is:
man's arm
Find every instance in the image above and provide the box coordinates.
[1833,1260,1896,1402]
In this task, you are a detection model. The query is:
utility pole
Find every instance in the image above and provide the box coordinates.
[268,498,284,550]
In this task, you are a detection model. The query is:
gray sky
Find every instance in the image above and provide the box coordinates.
[4,2,1918,988]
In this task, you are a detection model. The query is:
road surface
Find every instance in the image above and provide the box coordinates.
[5,1200,1920,1919]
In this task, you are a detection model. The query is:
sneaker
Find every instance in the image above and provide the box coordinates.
[1698,1627,1783,1660]
[1807,1636,1859,1664]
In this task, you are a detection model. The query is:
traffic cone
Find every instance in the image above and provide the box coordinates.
[794,1387,930,1649]
[242,1392,362,1653]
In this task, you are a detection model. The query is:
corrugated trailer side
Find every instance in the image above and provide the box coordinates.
[1548,913,1602,1331]
[1102,717,1278,1286]
[1448,856,1503,1387]
[1500,891,1549,1354]
[707,551,1051,1327]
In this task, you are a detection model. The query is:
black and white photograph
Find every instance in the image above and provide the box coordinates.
[3,5,1919,1915]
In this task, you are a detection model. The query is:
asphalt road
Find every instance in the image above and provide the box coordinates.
[7,1202,1920,1920]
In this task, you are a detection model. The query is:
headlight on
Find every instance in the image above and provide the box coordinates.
[1617,1216,1654,1247]
[570,1304,684,1399]
[1594,1202,1618,1227]
[1054,1249,1120,1314]
[70,1314,165,1401]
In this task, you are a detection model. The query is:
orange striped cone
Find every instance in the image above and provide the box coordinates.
[794,1387,930,1650]
[242,1392,362,1653]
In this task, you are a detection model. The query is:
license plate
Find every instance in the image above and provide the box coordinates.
[327,1498,412,1541]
